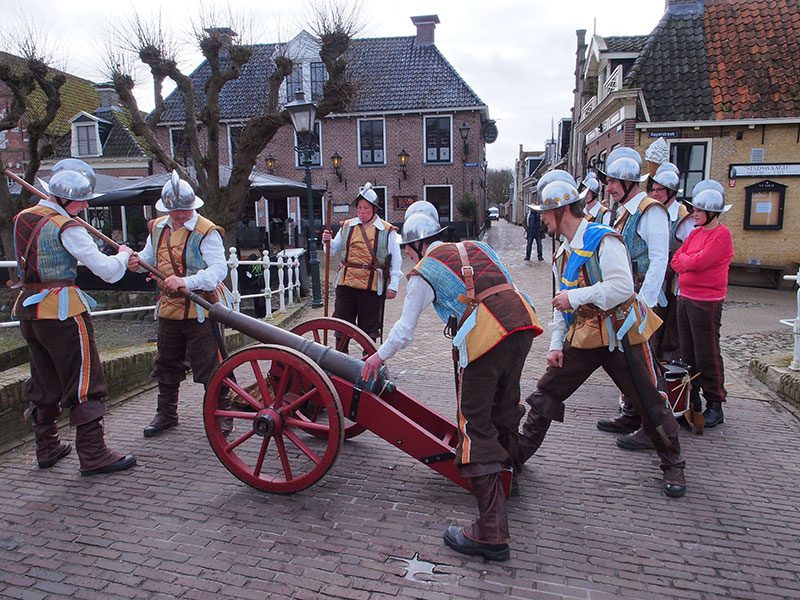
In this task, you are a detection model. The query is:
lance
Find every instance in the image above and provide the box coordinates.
[323,192,334,344]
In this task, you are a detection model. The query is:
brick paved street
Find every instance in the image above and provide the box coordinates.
[2,220,800,599]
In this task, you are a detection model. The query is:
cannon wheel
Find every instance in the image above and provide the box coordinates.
[290,317,377,439]
[204,344,344,494]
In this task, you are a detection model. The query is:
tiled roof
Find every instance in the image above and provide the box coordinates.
[51,107,150,159]
[604,35,648,53]
[624,0,800,122]
[704,0,800,120]
[159,35,484,123]
[0,51,100,136]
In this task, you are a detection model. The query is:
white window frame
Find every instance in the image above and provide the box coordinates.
[169,127,186,161]
[423,184,453,221]
[423,114,453,165]
[294,121,323,168]
[667,137,713,201]
[370,185,388,214]
[357,118,386,166]
[71,122,101,158]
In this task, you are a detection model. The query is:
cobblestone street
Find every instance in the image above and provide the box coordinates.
[2,220,800,599]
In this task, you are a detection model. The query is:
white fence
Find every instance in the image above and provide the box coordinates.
[780,268,800,370]
[0,247,305,329]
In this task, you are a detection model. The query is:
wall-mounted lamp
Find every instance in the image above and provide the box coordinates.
[458,121,471,159]
[398,148,410,179]
[265,154,276,174]
[331,151,343,182]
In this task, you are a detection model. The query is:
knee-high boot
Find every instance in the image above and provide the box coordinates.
[76,418,136,476]
[33,404,71,469]
[443,471,511,561]
[143,383,180,437]
[513,407,552,474]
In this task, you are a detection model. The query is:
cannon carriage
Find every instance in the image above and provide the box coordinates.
[200,297,476,494]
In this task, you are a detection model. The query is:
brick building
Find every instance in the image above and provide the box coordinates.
[156,15,495,240]
[569,0,800,281]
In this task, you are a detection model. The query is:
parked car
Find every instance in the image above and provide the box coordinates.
[487,207,500,221]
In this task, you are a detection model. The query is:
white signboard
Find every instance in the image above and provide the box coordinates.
[730,164,800,177]
[755,202,773,214]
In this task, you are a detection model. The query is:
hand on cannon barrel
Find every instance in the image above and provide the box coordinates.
[361,352,384,382]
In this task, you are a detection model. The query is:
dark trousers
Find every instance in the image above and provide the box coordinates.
[676,297,726,404]
[455,330,534,469]
[525,234,543,260]
[332,285,384,341]
[151,318,224,391]
[21,314,108,427]
[519,341,684,477]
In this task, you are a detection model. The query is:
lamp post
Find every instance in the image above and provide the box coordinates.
[265,154,276,174]
[331,151,343,182]
[285,90,323,308]
[458,122,471,160]
[398,149,409,179]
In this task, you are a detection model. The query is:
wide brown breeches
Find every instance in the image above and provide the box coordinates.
[676,297,726,404]
[332,285,384,341]
[519,342,684,476]
[21,314,108,427]
[455,330,534,468]
[151,318,224,390]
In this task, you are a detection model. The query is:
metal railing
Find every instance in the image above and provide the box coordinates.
[780,268,800,370]
[0,248,305,328]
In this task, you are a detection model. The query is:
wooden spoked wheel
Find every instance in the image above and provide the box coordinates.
[204,344,344,494]
[290,317,378,439]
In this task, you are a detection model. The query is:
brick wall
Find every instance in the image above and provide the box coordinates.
[157,110,487,226]
[636,123,800,269]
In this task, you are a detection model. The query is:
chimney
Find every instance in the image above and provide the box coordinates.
[664,0,704,12]
[411,15,440,46]
[94,82,119,108]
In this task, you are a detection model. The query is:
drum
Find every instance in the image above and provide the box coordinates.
[663,362,691,416]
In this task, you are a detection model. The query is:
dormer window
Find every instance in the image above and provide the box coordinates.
[70,112,105,158]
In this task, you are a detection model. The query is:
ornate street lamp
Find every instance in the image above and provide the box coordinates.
[398,148,410,179]
[285,89,322,308]
[458,122,471,159]
[331,151,343,182]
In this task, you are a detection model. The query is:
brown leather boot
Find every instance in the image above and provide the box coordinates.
[443,472,511,561]
[76,418,137,476]
[596,398,641,433]
[513,408,552,474]
[34,405,71,469]
[143,385,179,438]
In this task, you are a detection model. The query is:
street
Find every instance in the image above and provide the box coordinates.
[1,220,799,599]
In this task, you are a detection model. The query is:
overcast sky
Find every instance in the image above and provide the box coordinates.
[6,0,666,170]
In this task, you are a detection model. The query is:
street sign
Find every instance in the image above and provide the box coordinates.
[464,162,480,167]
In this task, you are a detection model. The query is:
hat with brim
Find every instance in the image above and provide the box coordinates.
[39,175,101,201]
[155,196,204,212]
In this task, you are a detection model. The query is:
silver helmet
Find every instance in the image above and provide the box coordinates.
[404,200,439,223]
[39,169,99,201]
[531,180,581,212]
[400,213,447,245]
[687,189,731,213]
[601,157,644,184]
[156,170,203,212]
[599,146,648,183]
[652,162,681,193]
[578,171,600,200]
[536,169,577,196]
[691,179,725,198]
[51,158,97,189]
[353,182,381,210]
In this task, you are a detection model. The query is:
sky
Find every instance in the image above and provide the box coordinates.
[4,0,666,170]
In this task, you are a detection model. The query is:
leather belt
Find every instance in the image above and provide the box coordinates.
[22,279,75,292]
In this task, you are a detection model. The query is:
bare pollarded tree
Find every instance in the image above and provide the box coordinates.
[0,15,65,260]
[106,2,362,247]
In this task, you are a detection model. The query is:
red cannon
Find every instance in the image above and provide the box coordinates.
[201,300,482,494]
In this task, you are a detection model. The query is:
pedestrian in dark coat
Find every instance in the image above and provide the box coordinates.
[524,207,543,261]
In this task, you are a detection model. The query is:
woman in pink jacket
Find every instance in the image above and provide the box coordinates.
[671,181,734,428]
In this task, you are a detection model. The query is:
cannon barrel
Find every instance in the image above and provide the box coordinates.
[206,302,392,394]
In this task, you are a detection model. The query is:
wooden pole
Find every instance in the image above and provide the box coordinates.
[4,169,168,283]
[323,192,334,345]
